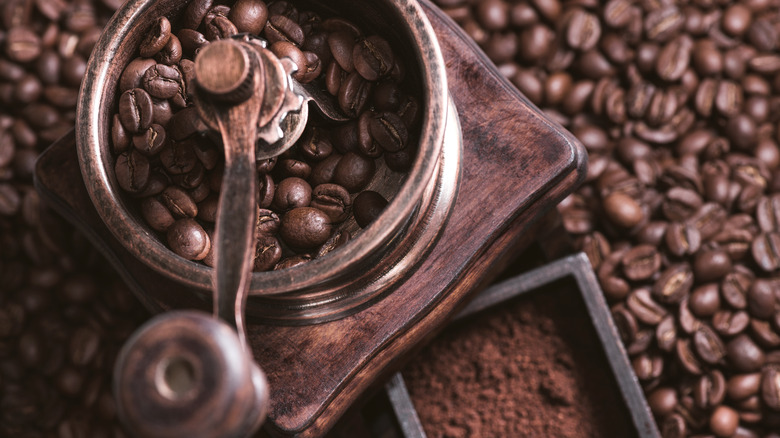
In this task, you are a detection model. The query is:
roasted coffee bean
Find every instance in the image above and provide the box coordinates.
[159,140,197,175]
[160,186,197,218]
[632,352,663,381]
[254,208,280,236]
[626,288,666,325]
[203,14,238,40]
[139,16,172,58]
[752,232,780,271]
[710,405,740,438]
[333,152,375,193]
[666,221,701,257]
[694,370,726,410]
[747,279,775,320]
[264,14,304,46]
[693,325,726,365]
[339,71,373,118]
[721,267,753,310]
[141,63,181,99]
[661,413,687,438]
[713,310,750,337]
[132,123,166,156]
[352,36,393,82]
[119,57,157,92]
[603,191,644,228]
[253,234,282,271]
[656,315,677,352]
[653,263,693,304]
[310,184,351,223]
[690,284,720,317]
[647,387,677,417]
[728,373,762,401]
[353,190,387,228]
[369,111,407,152]
[761,365,780,411]
[118,88,153,134]
[612,304,638,345]
[279,207,333,249]
[114,150,150,194]
[272,177,311,212]
[757,194,780,232]
[563,9,600,52]
[141,197,175,232]
[166,218,210,261]
[727,334,766,373]
[677,337,703,376]
[694,248,732,283]
[228,0,268,35]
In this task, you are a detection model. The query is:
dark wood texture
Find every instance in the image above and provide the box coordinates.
[34,2,586,437]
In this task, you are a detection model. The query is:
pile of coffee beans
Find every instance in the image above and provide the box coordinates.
[1,2,152,437]
[110,0,420,270]
[433,0,780,435]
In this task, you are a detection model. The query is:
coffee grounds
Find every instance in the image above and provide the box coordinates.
[403,279,635,438]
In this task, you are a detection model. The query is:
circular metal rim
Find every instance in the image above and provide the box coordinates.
[76,0,448,296]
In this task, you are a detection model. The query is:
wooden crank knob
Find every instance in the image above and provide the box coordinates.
[114,311,269,438]
[195,39,257,104]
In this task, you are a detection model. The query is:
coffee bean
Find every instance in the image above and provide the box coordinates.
[612,304,638,345]
[656,35,692,82]
[352,36,393,82]
[139,17,172,58]
[603,191,644,228]
[694,370,726,410]
[339,71,373,118]
[666,221,701,257]
[656,315,677,352]
[166,218,210,261]
[310,184,351,223]
[626,288,666,325]
[693,325,726,364]
[68,327,99,366]
[264,14,304,47]
[563,9,600,52]
[761,365,780,411]
[279,207,333,249]
[621,245,660,281]
[5,26,42,63]
[653,263,693,304]
[647,387,677,417]
[728,373,762,401]
[117,88,153,134]
[694,248,732,283]
[203,14,238,41]
[272,177,311,212]
[252,234,282,271]
[752,232,780,271]
[353,190,387,228]
[333,152,375,193]
[747,279,776,320]
[676,337,703,375]
[709,405,740,438]
[722,4,752,37]
[715,311,750,339]
[727,334,765,372]
[141,197,175,232]
[141,63,181,100]
[228,0,268,35]
[689,283,720,317]
[114,150,150,194]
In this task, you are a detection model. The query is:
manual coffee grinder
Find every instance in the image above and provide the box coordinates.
[34,0,587,436]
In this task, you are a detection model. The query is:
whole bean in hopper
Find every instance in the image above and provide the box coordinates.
[110,0,422,270]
